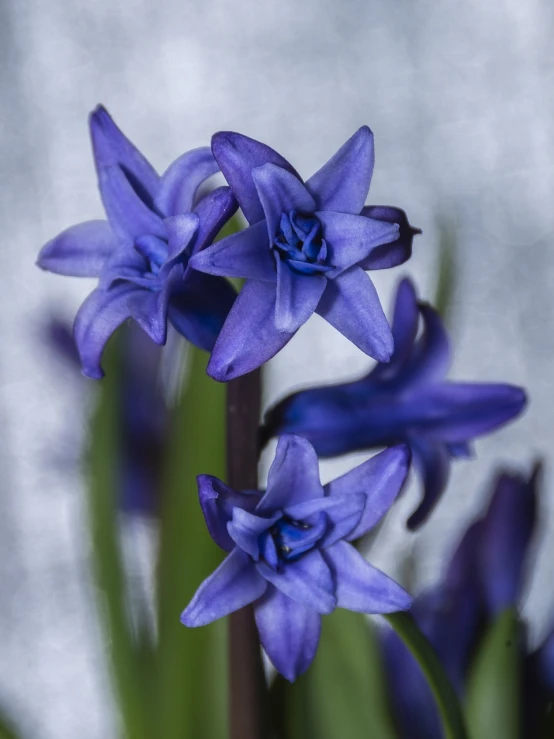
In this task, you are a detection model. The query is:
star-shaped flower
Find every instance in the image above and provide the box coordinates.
[190,128,419,381]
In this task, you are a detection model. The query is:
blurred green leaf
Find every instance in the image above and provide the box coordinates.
[434,217,458,326]
[0,708,20,739]
[465,608,522,739]
[86,336,151,739]
[270,610,396,739]
[155,346,228,739]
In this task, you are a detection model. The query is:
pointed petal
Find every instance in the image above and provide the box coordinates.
[285,494,366,548]
[74,282,141,379]
[206,279,292,381]
[161,213,199,271]
[324,541,411,613]
[190,186,238,255]
[316,267,393,362]
[254,586,321,681]
[358,206,420,270]
[89,105,160,201]
[127,265,185,344]
[168,270,237,352]
[212,131,301,224]
[306,126,374,214]
[407,440,451,530]
[155,147,219,216]
[190,222,276,282]
[259,434,323,512]
[317,211,399,277]
[275,259,326,332]
[324,445,411,540]
[198,474,261,552]
[227,508,281,559]
[257,549,336,614]
[181,548,267,627]
[37,220,118,277]
[252,163,316,240]
[401,302,451,387]
[98,165,166,241]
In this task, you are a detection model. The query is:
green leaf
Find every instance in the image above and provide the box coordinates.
[86,335,151,739]
[270,610,396,739]
[434,217,458,326]
[155,346,228,739]
[465,608,522,739]
[0,707,21,739]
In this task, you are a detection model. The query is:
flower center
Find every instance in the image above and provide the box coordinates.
[273,210,333,276]
[259,512,327,571]
[134,235,170,276]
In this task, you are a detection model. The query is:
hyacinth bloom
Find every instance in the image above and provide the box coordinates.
[380,465,554,739]
[37,106,237,378]
[262,278,527,529]
[181,435,412,681]
[190,127,419,381]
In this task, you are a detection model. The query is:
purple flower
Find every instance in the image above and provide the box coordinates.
[181,435,412,681]
[37,106,238,378]
[189,128,419,381]
[262,278,527,529]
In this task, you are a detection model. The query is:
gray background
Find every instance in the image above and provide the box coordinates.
[1,0,553,736]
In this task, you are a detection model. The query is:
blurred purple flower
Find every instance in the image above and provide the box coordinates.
[262,278,527,529]
[37,106,238,378]
[181,435,411,681]
[190,128,419,381]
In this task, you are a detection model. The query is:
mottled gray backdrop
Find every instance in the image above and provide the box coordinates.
[1,0,553,736]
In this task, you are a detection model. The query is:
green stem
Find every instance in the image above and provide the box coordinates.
[385,612,468,739]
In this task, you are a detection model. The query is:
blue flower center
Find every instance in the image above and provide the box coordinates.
[273,211,333,276]
[258,512,327,571]
[134,235,170,277]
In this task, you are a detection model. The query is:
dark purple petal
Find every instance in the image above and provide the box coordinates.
[206,279,292,381]
[74,282,141,379]
[254,586,321,682]
[358,206,420,270]
[89,105,160,202]
[198,474,261,552]
[285,494,366,548]
[189,222,276,282]
[407,440,451,530]
[275,259,327,332]
[256,549,336,614]
[155,147,219,216]
[160,213,199,273]
[316,267,393,362]
[324,541,412,613]
[479,467,538,617]
[324,445,411,540]
[168,270,237,352]
[212,131,300,224]
[400,302,451,388]
[252,163,316,240]
[181,548,267,627]
[127,265,184,345]
[227,508,280,559]
[536,626,554,693]
[98,165,166,241]
[37,220,118,277]
[316,211,399,277]
[447,442,474,458]
[305,126,375,214]
[259,434,324,512]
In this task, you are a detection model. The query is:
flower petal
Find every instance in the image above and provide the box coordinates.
[168,270,237,352]
[74,282,141,379]
[324,445,411,540]
[254,586,321,682]
[128,265,184,345]
[155,147,219,216]
[306,126,374,214]
[212,131,301,224]
[206,279,293,381]
[189,221,276,282]
[316,211,399,277]
[251,164,316,240]
[198,474,261,552]
[259,434,324,512]
[285,494,366,548]
[190,186,238,256]
[275,259,327,332]
[160,213,199,274]
[316,267,393,362]
[89,105,160,204]
[400,302,451,388]
[181,548,267,627]
[37,220,118,277]
[257,549,336,614]
[98,165,166,241]
[324,541,411,613]
[358,206,420,270]
[407,440,451,530]
[227,508,281,559]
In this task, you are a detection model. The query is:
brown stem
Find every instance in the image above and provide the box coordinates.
[227,369,267,739]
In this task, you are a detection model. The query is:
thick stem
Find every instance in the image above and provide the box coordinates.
[227,369,267,739]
